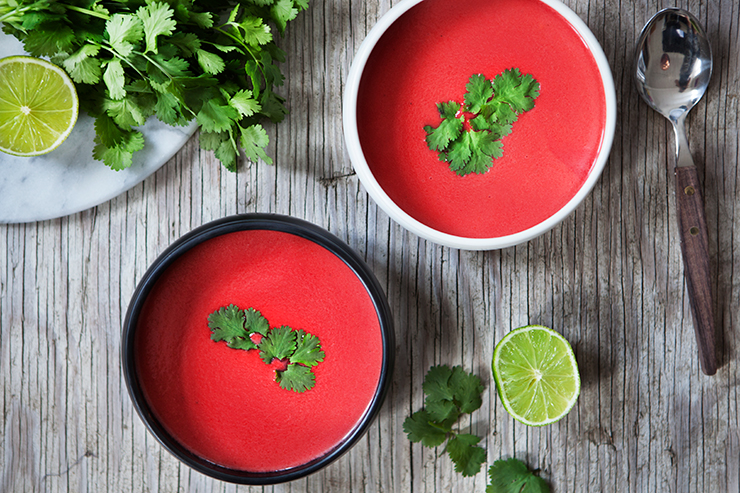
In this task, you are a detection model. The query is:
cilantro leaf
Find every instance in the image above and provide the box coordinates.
[136,2,177,54]
[106,14,144,57]
[290,330,325,367]
[103,59,126,100]
[259,326,297,363]
[195,49,225,75]
[276,363,315,392]
[447,433,486,477]
[207,304,257,350]
[229,90,261,118]
[491,68,541,114]
[196,99,239,133]
[449,366,484,414]
[405,365,487,477]
[424,70,539,176]
[403,410,449,447]
[486,458,550,493]
[62,45,102,85]
[464,74,493,114]
[243,308,270,336]
[424,101,462,151]
[423,364,455,401]
[240,124,272,165]
[206,305,324,392]
[271,0,299,33]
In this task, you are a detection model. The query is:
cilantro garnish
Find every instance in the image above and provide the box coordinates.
[207,305,324,392]
[486,458,550,493]
[403,365,486,477]
[0,0,308,171]
[424,69,540,176]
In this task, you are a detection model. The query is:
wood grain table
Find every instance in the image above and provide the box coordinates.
[2,0,739,491]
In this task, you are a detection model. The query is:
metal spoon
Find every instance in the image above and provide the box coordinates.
[634,8,716,375]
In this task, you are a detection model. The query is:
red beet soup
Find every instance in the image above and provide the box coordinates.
[133,229,384,472]
[356,0,607,238]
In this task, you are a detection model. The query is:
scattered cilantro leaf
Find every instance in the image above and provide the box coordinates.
[447,433,487,477]
[403,410,449,447]
[486,458,550,493]
[424,69,540,176]
[404,365,486,477]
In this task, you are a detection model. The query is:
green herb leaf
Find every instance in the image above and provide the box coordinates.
[447,433,486,477]
[486,458,550,493]
[464,73,493,114]
[403,410,449,447]
[449,366,484,414]
[136,1,177,54]
[277,363,315,392]
[207,304,257,350]
[290,329,325,367]
[205,305,323,392]
[243,308,270,336]
[259,326,297,363]
[62,45,102,85]
[491,68,541,113]
[405,365,486,476]
[424,101,462,151]
[106,13,144,57]
[424,70,539,176]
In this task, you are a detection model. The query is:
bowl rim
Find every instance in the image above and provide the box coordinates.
[342,0,617,250]
[121,213,395,485]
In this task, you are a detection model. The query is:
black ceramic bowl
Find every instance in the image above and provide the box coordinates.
[121,213,394,484]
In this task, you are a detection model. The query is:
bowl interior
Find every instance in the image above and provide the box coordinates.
[122,214,394,484]
[343,0,616,250]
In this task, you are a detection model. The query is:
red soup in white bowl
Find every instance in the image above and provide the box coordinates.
[122,214,394,484]
[343,0,616,250]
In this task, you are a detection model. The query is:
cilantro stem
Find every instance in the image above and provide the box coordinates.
[214,24,267,95]
[59,3,109,20]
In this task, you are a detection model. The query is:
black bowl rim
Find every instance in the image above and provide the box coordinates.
[121,213,395,485]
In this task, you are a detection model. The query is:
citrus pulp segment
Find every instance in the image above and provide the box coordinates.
[492,325,580,426]
[0,55,79,156]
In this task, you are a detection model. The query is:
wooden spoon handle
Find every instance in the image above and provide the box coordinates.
[675,166,717,375]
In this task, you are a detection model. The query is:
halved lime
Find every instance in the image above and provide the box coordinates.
[0,55,79,156]
[492,325,580,426]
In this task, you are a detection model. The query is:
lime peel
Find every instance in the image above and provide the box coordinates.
[0,55,79,157]
[492,325,580,426]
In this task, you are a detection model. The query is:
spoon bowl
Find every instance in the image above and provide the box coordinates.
[634,8,717,375]
[635,9,712,123]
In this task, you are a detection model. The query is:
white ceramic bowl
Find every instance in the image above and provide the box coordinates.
[343,0,617,250]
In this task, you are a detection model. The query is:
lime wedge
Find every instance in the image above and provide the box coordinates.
[492,325,580,426]
[0,55,79,156]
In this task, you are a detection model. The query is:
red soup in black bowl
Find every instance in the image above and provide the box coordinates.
[122,214,394,484]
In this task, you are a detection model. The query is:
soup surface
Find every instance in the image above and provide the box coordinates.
[356,0,607,238]
[135,229,384,472]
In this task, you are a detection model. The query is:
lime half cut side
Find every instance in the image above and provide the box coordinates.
[0,55,79,156]
[492,325,580,426]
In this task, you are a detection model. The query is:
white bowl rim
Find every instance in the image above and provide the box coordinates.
[343,0,617,250]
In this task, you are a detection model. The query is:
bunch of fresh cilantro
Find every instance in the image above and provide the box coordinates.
[208,305,325,392]
[403,364,487,476]
[424,69,540,176]
[0,0,307,171]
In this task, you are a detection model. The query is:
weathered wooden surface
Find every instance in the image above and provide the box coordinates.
[2,0,740,491]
